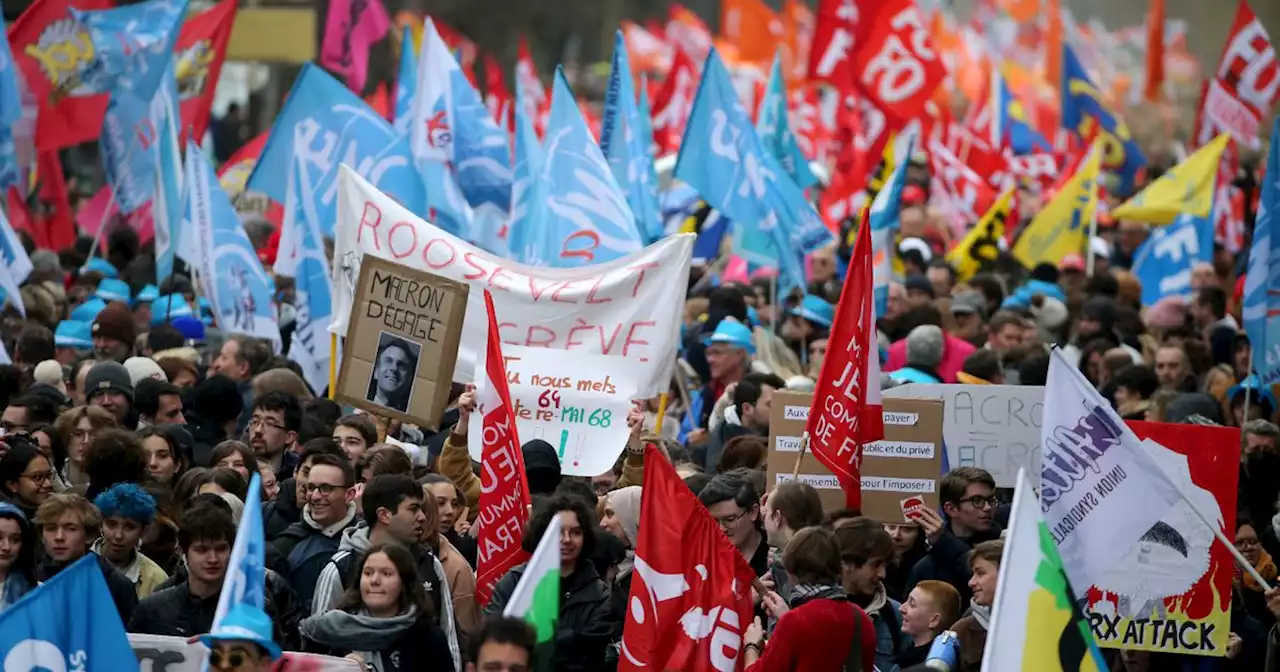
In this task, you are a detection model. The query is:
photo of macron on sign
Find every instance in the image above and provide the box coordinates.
[336,255,468,431]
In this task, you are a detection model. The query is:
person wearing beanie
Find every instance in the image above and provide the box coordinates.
[521,439,563,496]
[85,361,135,426]
[890,325,944,385]
[0,501,37,611]
[92,302,136,363]
[32,360,67,396]
[123,356,168,387]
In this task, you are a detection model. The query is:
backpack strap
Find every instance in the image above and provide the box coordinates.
[844,606,864,672]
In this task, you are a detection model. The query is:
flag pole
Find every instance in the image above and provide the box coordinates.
[85,190,117,265]
[790,431,810,480]
[653,392,669,436]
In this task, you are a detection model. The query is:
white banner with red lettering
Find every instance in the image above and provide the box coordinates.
[333,166,694,396]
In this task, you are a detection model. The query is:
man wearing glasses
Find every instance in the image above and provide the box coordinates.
[268,454,358,608]
[248,392,301,483]
[905,467,1003,605]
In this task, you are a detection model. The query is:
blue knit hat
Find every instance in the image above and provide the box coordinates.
[70,297,107,323]
[96,278,131,303]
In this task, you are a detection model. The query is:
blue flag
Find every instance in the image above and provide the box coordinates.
[393,26,417,135]
[0,128,19,199]
[0,555,139,671]
[757,52,816,190]
[990,69,1051,155]
[186,141,279,346]
[601,30,662,244]
[674,48,831,293]
[247,64,411,237]
[869,137,913,317]
[637,76,658,162]
[285,157,334,396]
[506,88,546,264]
[1244,117,1280,384]
[72,0,189,102]
[212,473,266,628]
[1131,211,1215,307]
[526,68,643,268]
[153,71,184,285]
[100,62,179,214]
[0,26,21,128]
[1061,45,1145,193]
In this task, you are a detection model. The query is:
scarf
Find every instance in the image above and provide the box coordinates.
[299,606,419,672]
[607,487,642,577]
[788,582,846,608]
[1244,548,1278,592]
[969,601,991,631]
[303,503,357,537]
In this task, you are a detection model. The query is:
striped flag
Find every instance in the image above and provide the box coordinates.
[502,512,562,671]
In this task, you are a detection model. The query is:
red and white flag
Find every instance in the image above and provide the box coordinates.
[483,53,513,131]
[804,212,883,510]
[807,0,859,98]
[848,0,946,125]
[474,289,532,606]
[618,444,757,672]
[176,0,237,142]
[651,48,699,156]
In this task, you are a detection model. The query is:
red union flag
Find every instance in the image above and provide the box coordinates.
[652,48,699,156]
[1216,1,1279,120]
[618,444,757,672]
[804,214,883,510]
[849,0,945,125]
[807,0,859,96]
[176,0,237,142]
[474,289,532,606]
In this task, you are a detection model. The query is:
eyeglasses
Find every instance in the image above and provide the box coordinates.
[250,418,285,432]
[305,483,344,496]
[71,429,94,442]
[714,511,748,528]
[210,647,258,669]
[20,470,53,485]
[959,496,1000,510]
[1236,538,1262,549]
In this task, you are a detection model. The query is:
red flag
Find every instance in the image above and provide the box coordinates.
[474,290,532,606]
[515,37,547,136]
[483,54,513,131]
[618,444,757,672]
[1144,0,1165,102]
[9,0,113,150]
[651,48,699,156]
[665,4,713,65]
[807,0,858,97]
[1215,1,1279,120]
[176,0,237,141]
[848,0,946,125]
[4,188,36,246]
[33,150,75,251]
[803,212,883,511]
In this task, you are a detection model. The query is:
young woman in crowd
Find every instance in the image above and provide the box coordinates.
[27,423,68,492]
[53,406,116,489]
[299,543,455,672]
[951,540,1003,672]
[137,425,188,486]
[209,440,257,483]
[742,526,877,671]
[419,474,476,569]
[0,441,56,520]
[0,501,37,611]
[417,482,479,639]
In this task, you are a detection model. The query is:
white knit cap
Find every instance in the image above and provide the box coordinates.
[33,360,66,394]
[123,356,168,387]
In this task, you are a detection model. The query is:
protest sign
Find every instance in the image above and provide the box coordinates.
[1084,422,1240,657]
[767,391,944,520]
[130,634,361,671]
[468,345,645,476]
[885,384,1043,488]
[334,166,694,396]
[335,255,467,430]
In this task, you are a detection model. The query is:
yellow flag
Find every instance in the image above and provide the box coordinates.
[1013,144,1101,269]
[1112,133,1230,225]
[948,188,1015,282]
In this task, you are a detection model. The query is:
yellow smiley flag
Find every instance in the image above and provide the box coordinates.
[948,187,1014,282]
[1112,133,1231,225]
[1012,143,1102,269]
[980,468,1107,672]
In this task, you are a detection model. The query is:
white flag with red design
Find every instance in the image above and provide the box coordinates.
[804,213,884,510]
[473,289,532,606]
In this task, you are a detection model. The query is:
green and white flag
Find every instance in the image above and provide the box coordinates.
[502,511,562,670]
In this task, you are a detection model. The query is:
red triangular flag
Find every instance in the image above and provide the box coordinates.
[474,289,532,605]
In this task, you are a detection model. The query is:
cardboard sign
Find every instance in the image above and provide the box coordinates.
[1083,422,1240,657]
[885,384,1044,488]
[130,634,361,671]
[335,256,467,430]
[467,345,646,476]
[767,391,944,521]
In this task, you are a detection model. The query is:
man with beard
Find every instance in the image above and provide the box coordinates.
[90,302,135,363]
[249,392,300,482]
[366,336,416,413]
[696,371,784,475]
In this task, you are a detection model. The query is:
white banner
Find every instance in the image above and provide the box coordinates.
[1040,349,1182,592]
[130,634,361,672]
[334,167,694,396]
[468,345,643,476]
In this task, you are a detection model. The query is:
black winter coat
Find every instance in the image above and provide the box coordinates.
[484,561,615,672]
[262,481,302,542]
[36,553,137,625]
[129,564,303,650]
[302,611,455,672]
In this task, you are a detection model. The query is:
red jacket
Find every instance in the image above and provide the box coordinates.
[745,598,877,672]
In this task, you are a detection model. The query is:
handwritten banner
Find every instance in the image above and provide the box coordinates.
[335,167,694,396]
[468,345,644,476]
